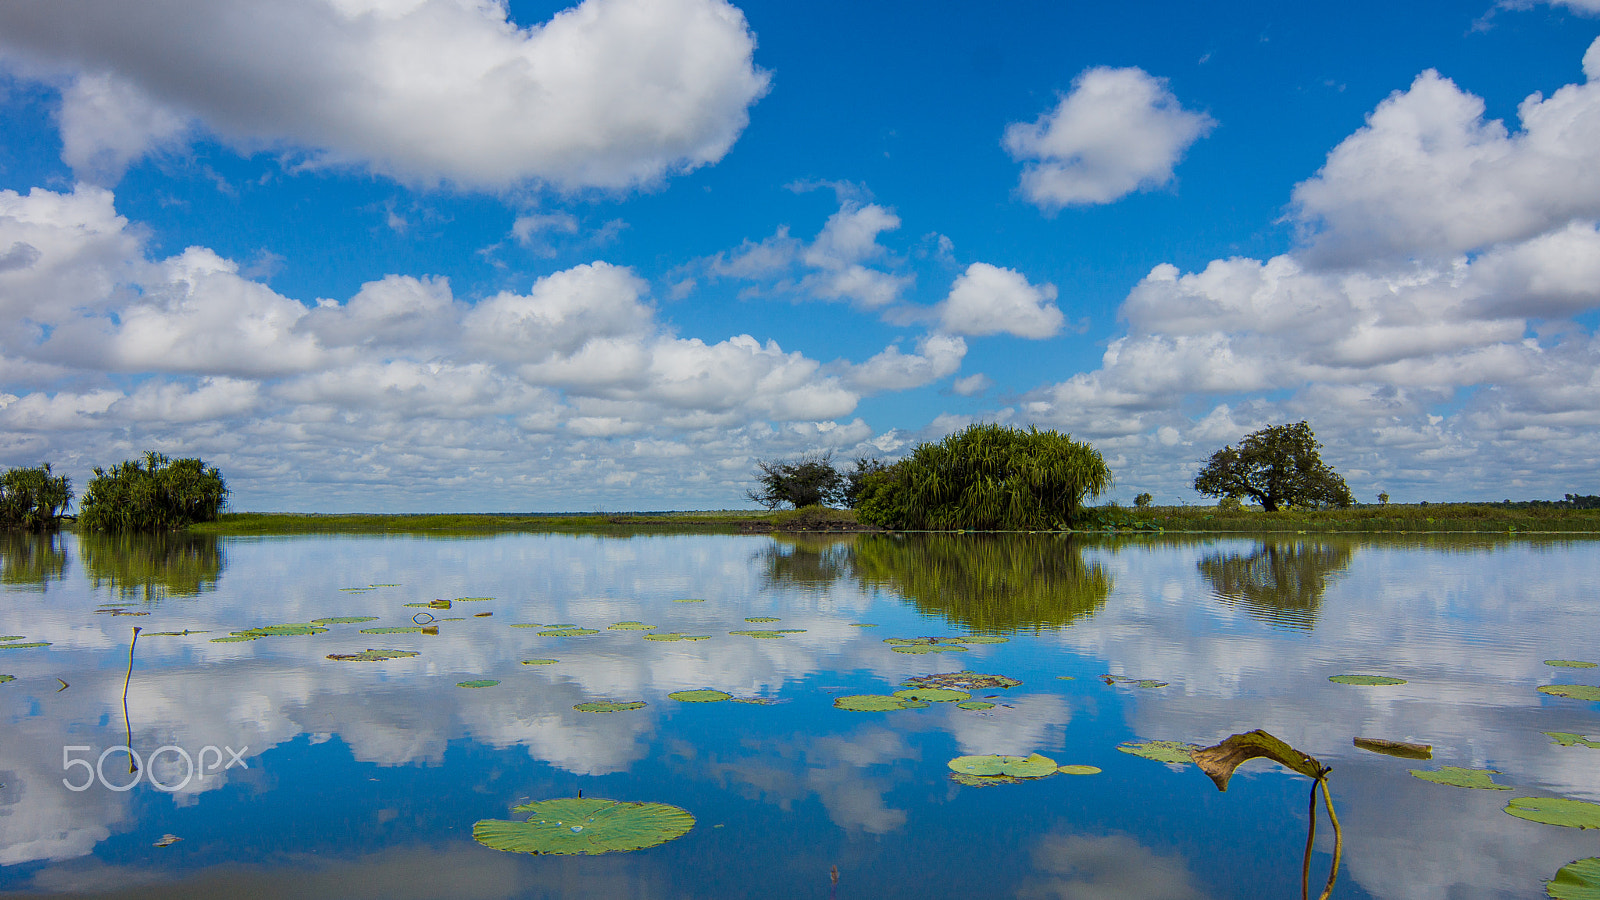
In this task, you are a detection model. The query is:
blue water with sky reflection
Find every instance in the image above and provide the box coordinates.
[1,532,1597,899]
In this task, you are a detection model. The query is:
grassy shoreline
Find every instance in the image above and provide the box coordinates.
[171,503,1600,536]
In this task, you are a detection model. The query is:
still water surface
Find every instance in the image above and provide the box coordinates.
[1,531,1598,899]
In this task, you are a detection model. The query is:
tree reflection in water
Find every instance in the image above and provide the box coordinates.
[78,532,226,603]
[1197,539,1355,629]
[757,534,857,589]
[0,531,68,590]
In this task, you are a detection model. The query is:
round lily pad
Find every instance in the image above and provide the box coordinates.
[1547,857,1600,900]
[360,626,424,634]
[327,649,420,661]
[1329,674,1407,685]
[1058,765,1101,775]
[0,642,51,650]
[834,694,920,711]
[1547,660,1599,669]
[850,623,877,627]
[458,680,500,688]
[1506,797,1600,829]
[1116,740,1200,764]
[893,688,970,703]
[521,658,557,665]
[574,700,646,713]
[1545,732,1600,749]
[540,628,600,637]
[951,772,1023,787]
[729,630,784,638]
[1409,766,1510,790]
[1540,685,1600,701]
[509,623,544,628]
[454,597,493,602]
[948,753,1058,778]
[311,617,380,625]
[668,689,732,703]
[642,633,711,642]
[608,622,655,631]
[744,617,780,623]
[238,623,328,637]
[956,701,994,710]
[473,797,694,855]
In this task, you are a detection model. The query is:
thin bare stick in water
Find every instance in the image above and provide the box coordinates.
[122,626,141,773]
[1316,776,1343,900]
[1302,779,1317,900]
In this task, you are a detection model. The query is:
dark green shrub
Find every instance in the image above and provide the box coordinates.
[0,464,73,531]
[78,452,228,532]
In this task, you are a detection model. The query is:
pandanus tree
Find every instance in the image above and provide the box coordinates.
[0,464,73,531]
[78,452,228,532]
[854,423,1112,530]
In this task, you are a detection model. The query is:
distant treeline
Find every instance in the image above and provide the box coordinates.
[1490,494,1600,510]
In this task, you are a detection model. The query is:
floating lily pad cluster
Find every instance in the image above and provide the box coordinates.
[901,671,1021,692]
[608,621,655,631]
[1545,732,1600,749]
[211,623,329,642]
[947,753,1090,787]
[473,797,694,855]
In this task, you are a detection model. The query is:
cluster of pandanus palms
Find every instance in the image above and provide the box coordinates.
[0,451,227,533]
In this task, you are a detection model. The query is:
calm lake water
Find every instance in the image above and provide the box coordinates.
[1,531,1598,899]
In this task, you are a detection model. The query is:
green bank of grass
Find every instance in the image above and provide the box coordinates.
[188,511,773,536]
[1101,503,1600,534]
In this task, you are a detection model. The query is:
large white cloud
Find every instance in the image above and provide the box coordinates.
[0,0,770,189]
[937,262,1063,339]
[1004,66,1214,210]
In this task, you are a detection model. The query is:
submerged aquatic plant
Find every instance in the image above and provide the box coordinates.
[473,797,694,855]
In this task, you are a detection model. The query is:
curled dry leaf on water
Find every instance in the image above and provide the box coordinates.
[327,649,420,662]
[1546,660,1599,668]
[668,689,731,702]
[1329,674,1408,685]
[1540,685,1600,701]
[1545,732,1600,749]
[1117,740,1201,764]
[1409,766,1511,790]
[457,680,500,688]
[473,797,694,856]
[473,612,493,618]
[574,700,647,713]
[1546,857,1600,900]
[1354,737,1433,759]
[1190,730,1327,791]
[1505,797,1600,829]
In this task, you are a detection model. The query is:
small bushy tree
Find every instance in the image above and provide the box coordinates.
[78,452,228,532]
[0,464,73,531]
[745,453,844,509]
[1193,422,1352,512]
[1134,492,1153,508]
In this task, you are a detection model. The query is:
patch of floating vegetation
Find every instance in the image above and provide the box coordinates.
[1057,765,1101,775]
[1329,674,1407,685]
[729,630,785,639]
[509,624,544,628]
[145,630,208,637]
[958,636,1009,644]
[894,688,969,703]
[1117,740,1200,764]
[311,617,380,625]
[521,659,557,666]
[473,797,694,856]
[541,627,600,637]
[1354,737,1432,759]
[1504,796,1600,829]
[1103,674,1168,688]
[0,636,23,641]
[732,697,783,705]
[1409,766,1511,790]
[744,617,780,623]
[209,635,259,643]
[473,612,492,617]
[327,649,420,662]
[0,674,14,684]
[668,689,732,703]
[370,583,401,587]
[902,671,1021,692]
[338,587,371,592]
[458,680,500,688]
[1057,676,1076,680]
[672,598,706,603]
[948,753,1058,785]
[1541,685,1600,701]
[212,623,327,641]
[360,626,425,635]
[643,633,711,642]
[833,694,929,712]
[455,597,493,602]
[1546,857,1600,900]
[1545,732,1600,749]
[607,622,655,630]
[1547,660,1599,668]
[956,700,994,710]
[574,700,646,713]
[849,623,877,627]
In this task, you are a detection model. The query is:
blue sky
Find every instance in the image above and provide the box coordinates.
[1,0,1598,511]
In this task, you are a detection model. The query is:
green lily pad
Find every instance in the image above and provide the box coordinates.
[892,644,967,654]
[540,628,600,637]
[732,697,783,705]
[360,626,425,634]
[1117,740,1200,764]
[311,616,380,625]
[673,598,706,603]
[1541,685,1600,701]
[509,623,544,628]
[370,583,401,587]
[0,642,50,650]
[454,597,493,602]
[574,700,646,713]
[951,772,1024,787]
[232,623,328,637]
[521,659,557,665]
[145,630,210,636]
[327,649,420,662]
[774,629,807,634]
[1105,675,1169,688]
[1506,797,1600,829]
[1547,857,1600,900]
[1547,660,1599,668]
[1329,674,1408,685]
[0,674,14,684]
[948,753,1058,778]
[608,622,655,631]
[209,635,260,643]
[956,701,995,710]
[834,694,922,711]
[458,680,500,688]
[1545,732,1600,749]
[1410,766,1511,790]
[642,633,711,642]
[902,671,1021,691]
[850,623,877,627]
[744,617,780,623]
[668,689,732,703]
[893,688,970,703]
[0,636,25,641]
[473,797,694,855]
[729,630,785,638]
[1058,765,1101,775]
[955,636,1009,644]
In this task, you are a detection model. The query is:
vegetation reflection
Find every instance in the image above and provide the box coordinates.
[78,532,226,602]
[0,531,68,589]
[757,535,856,589]
[1197,539,1355,629]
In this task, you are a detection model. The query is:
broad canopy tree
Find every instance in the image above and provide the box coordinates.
[1193,421,1353,512]
[745,453,845,509]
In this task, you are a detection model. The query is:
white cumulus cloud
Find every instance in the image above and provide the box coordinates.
[937,262,1063,338]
